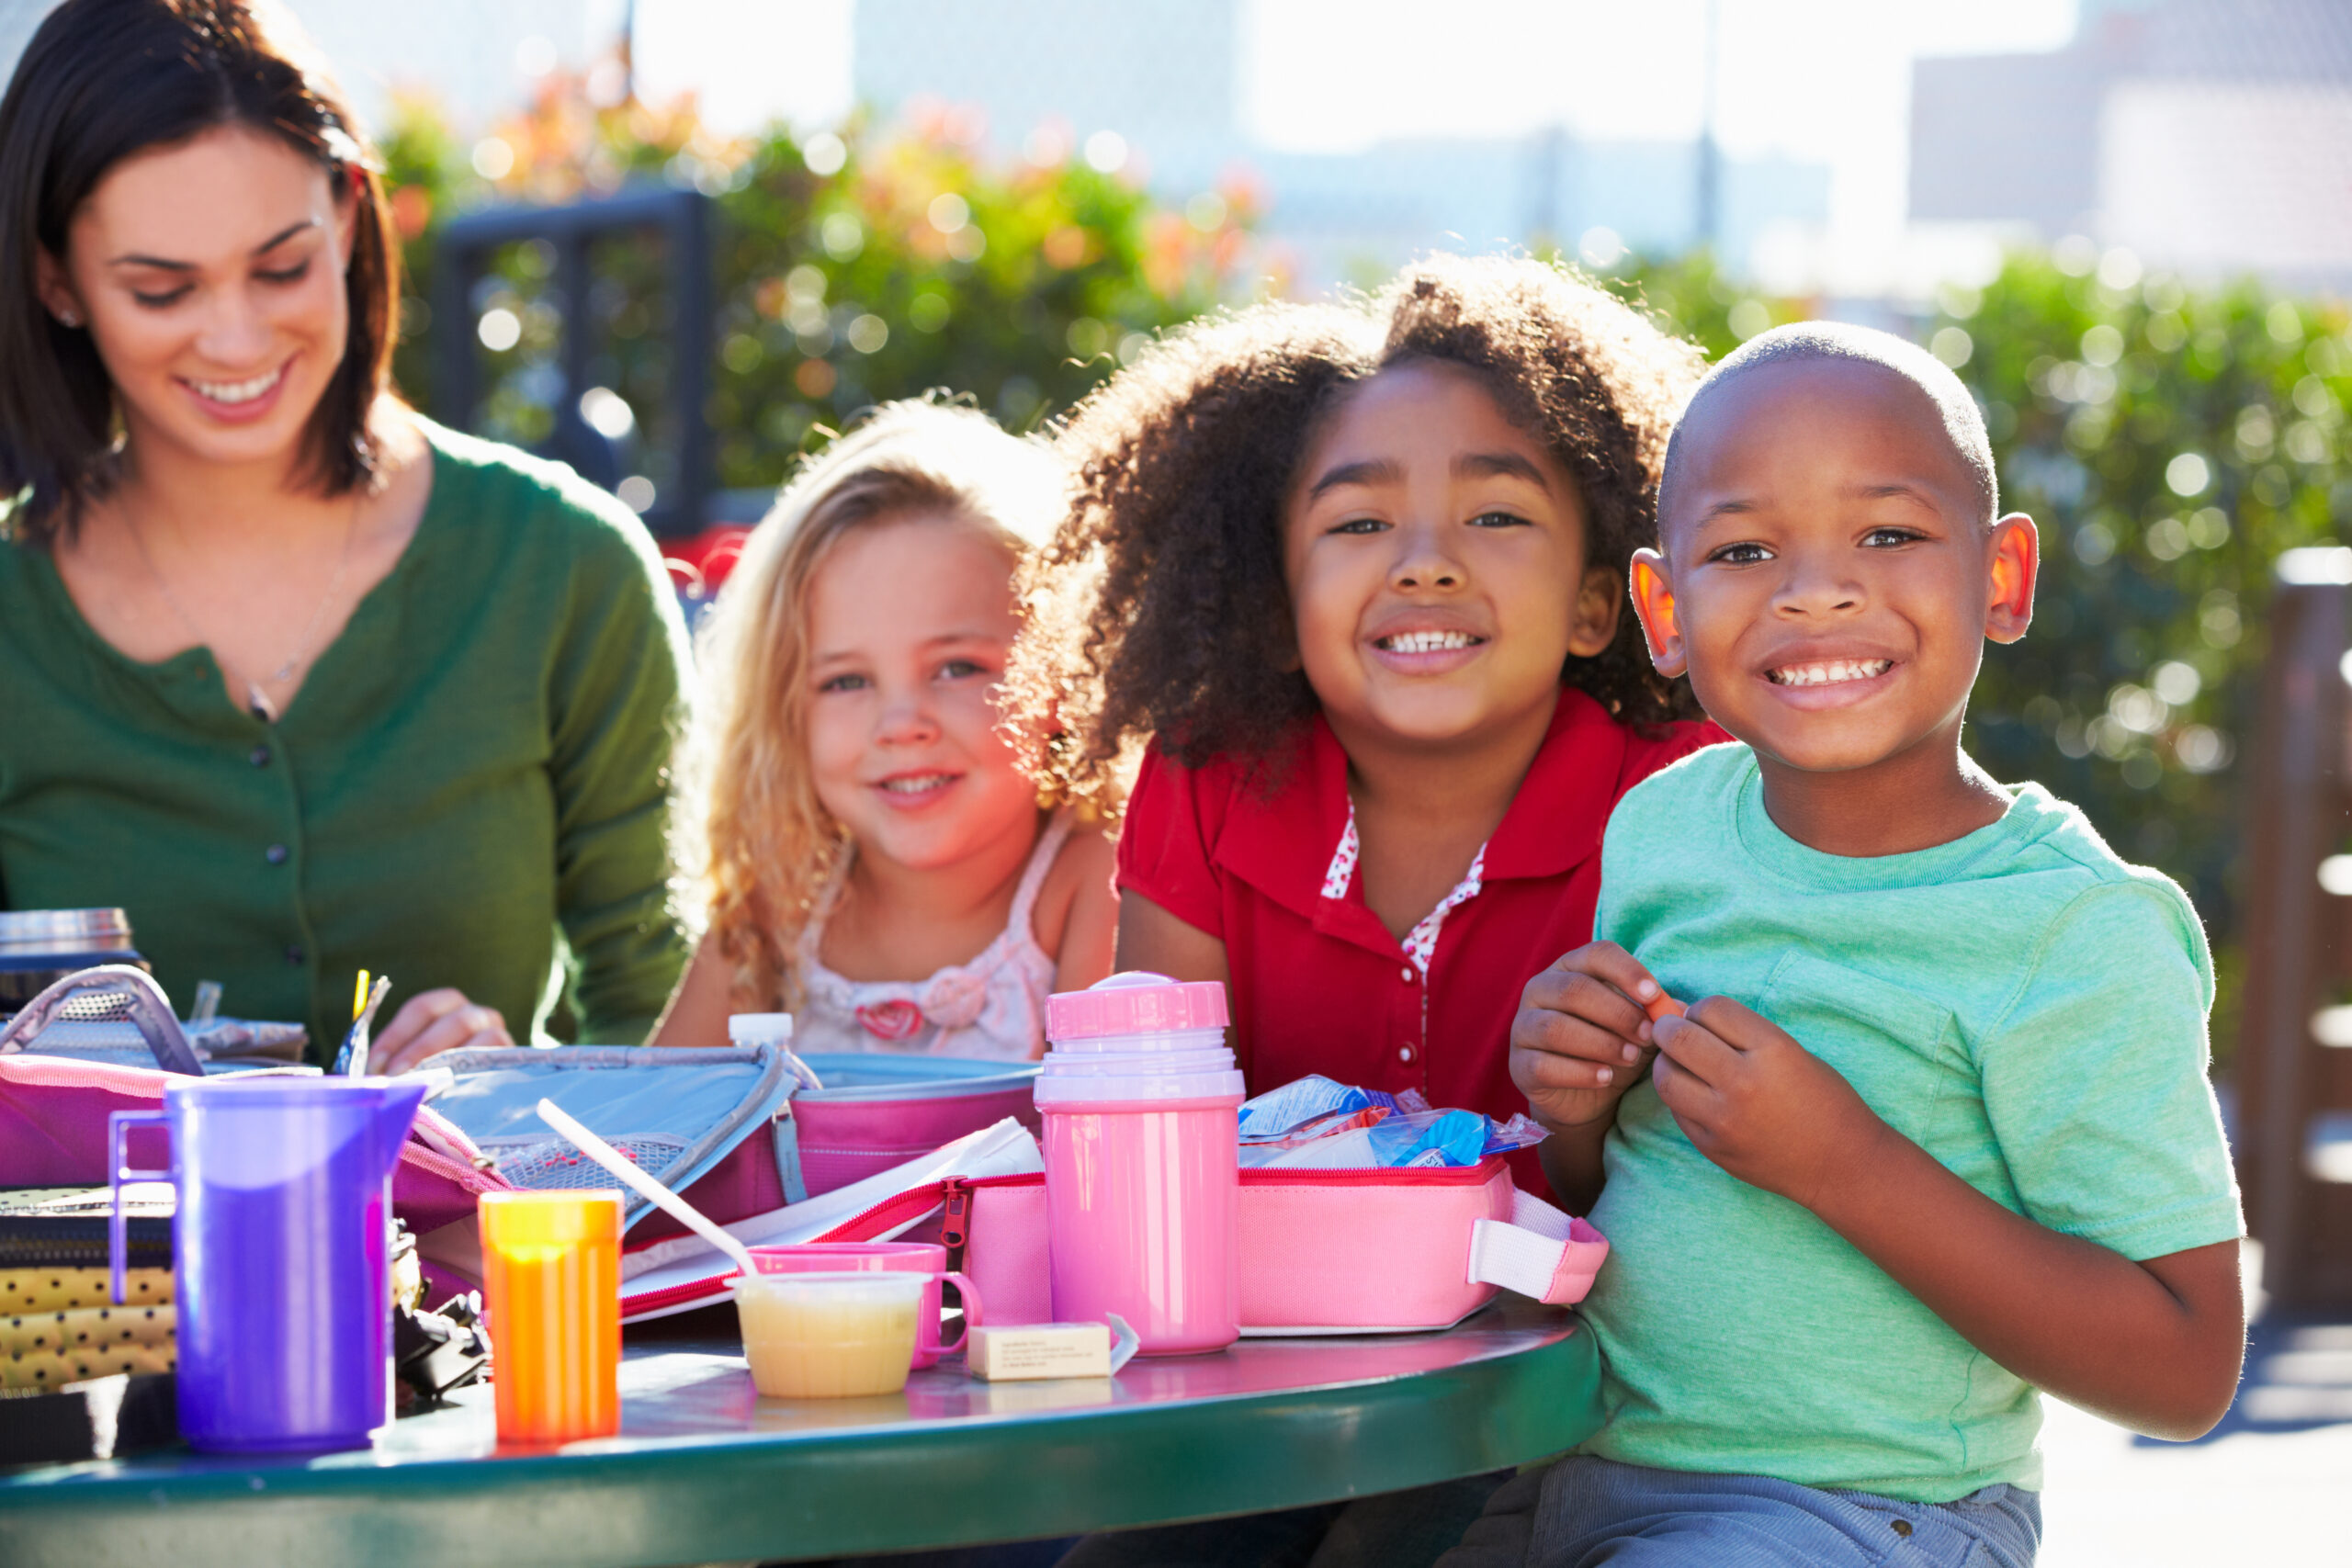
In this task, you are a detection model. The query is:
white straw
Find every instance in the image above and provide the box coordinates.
[534,1097,763,1284]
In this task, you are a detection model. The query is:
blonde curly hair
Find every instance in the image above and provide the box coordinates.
[678,399,1070,1009]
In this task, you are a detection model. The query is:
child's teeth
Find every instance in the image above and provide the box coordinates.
[1383,631,1476,653]
[1772,660,1892,687]
[882,774,953,793]
[188,367,282,404]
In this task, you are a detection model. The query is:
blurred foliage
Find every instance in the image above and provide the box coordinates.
[1602,246,2352,1068]
[1939,256,2346,932]
[378,76,1260,505]
[1596,246,1805,361]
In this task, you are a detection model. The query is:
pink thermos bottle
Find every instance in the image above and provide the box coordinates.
[1037,972,1243,1355]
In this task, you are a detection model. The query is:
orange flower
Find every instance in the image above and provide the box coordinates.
[390,185,433,242]
[794,359,837,398]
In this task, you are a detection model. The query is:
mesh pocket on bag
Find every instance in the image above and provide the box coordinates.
[487,1135,689,1190]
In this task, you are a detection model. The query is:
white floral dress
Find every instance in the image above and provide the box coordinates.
[788,811,1074,1061]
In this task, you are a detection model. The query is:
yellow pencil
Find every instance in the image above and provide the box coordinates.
[353,969,370,1023]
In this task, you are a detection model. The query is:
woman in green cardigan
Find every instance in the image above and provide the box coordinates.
[0,0,691,1066]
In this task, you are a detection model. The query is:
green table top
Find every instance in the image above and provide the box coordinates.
[0,1299,1599,1567]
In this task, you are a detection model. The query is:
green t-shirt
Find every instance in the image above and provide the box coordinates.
[1578,742,2242,1503]
[0,420,691,1057]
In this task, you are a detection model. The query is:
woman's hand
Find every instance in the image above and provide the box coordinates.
[1510,942,1666,1133]
[370,987,514,1074]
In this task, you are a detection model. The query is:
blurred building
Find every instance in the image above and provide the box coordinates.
[853,0,1828,285]
[1911,0,2352,288]
[855,0,1239,192]
[290,0,621,130]
[0,0,621,132]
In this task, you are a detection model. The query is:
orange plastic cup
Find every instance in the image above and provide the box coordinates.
[479,1190,622,1443]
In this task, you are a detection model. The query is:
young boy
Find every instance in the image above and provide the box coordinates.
[1493,323,2245,1566]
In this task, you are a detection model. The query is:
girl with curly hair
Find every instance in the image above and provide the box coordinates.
[1015,254,1725,1207]
[653,400,1117,1056]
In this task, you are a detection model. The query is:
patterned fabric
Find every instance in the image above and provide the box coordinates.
[1319,812,1361,902]
[1317,806,1489,977]
[789,811,1074,1061]
[1406,844,1487,976]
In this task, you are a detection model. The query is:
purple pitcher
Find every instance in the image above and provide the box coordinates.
[110,1077,427,1452]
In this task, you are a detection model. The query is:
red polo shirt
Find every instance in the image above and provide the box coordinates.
[1117,688,1724,1201]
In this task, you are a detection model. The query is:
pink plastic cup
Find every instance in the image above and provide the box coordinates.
[741,1242,982,1369]
[1039,973,1243,1356]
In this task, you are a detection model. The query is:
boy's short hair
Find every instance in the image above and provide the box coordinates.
[1658,321,1998,530]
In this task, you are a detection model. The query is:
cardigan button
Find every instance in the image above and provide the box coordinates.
[265,843,288,865]
[1399,966,1414,984]
[284,944,305,965]
[1398,1047,1414,1063]
[249,744,271,767]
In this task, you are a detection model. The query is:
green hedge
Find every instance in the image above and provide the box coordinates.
[379,85,1252,502]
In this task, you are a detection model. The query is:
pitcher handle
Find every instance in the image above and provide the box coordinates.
[929,1271,983,1357]
[109,1111,169,1306]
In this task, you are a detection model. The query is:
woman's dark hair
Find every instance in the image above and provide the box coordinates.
[1011,253,1709,805]
[0,0,400,545]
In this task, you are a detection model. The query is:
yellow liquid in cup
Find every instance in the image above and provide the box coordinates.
[736,1272,924,1398]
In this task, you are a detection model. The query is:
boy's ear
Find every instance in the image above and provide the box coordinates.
[1984,514,2039,645]
[1566,564,1624,658]
[1627,549,1688,678]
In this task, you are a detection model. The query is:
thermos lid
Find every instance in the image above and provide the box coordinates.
[0,908,134,956]
[1046,971,1229,1042]
[727,1011,795,1046]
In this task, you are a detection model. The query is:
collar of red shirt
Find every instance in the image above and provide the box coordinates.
[1209,687,1628,959]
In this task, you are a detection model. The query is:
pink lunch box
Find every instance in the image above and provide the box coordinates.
[788,1053,1042,1199]
[873,1155,1608,1334]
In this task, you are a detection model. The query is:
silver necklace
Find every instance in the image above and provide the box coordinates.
[127,496,359,723]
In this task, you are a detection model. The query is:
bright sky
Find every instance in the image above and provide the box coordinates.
[1245,0,2081,290]
[632,0,2080,292]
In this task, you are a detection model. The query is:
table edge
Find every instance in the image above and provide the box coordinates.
[0,1322,1600,1567]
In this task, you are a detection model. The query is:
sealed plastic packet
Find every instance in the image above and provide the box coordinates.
[1235,1077,1549,1170]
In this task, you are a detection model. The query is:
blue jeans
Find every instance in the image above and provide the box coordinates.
[1440,1457,2041,1568]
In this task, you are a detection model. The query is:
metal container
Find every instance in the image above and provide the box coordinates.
[0,908,147,1007]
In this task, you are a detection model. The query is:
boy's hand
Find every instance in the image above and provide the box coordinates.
[1650,996,1890,1209]
[1510,942,1668,1132]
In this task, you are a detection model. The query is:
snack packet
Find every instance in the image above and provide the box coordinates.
[1235,1077,1547,1169]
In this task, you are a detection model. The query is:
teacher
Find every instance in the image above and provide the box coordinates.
[0,0,692,1067]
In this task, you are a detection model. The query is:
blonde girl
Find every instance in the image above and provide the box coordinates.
[653,400,1116,1056]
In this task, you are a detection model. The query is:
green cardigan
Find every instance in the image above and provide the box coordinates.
[0,421,693,1060]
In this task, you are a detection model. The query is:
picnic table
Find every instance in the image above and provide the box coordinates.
[0,1297,1596,1567]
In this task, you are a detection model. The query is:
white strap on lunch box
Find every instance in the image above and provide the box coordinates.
[1467,1190,1593,1305]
